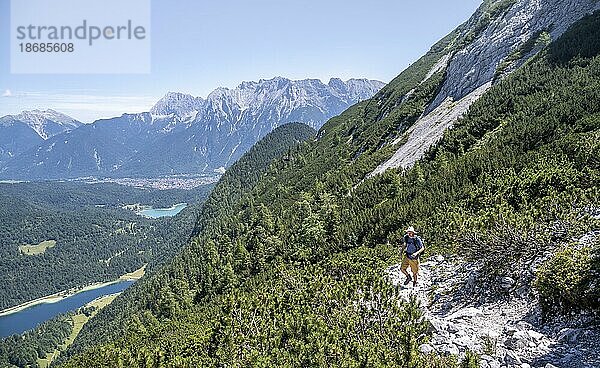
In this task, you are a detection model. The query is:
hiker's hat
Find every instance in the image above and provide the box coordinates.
[405,226,417,234]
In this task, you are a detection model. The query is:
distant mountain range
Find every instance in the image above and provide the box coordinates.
[0,77,384,180]
[0,110,81,164]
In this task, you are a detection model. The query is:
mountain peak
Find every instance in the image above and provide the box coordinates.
[327,78,386,102]
[16,108,78,122]
[206,87,231,99]
[150,92,204,117]
[11,109,81,139]
[258,76,290,84]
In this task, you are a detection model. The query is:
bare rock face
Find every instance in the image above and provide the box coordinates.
[369,83,490,176]
[429,0,600,113]
[371,0,600,177]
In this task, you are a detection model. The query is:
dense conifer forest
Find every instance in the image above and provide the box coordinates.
[0,181,213,310]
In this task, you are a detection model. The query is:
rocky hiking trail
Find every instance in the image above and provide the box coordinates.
[387,256,600,368]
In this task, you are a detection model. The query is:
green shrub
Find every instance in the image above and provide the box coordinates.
[416,351,480,368]
[418,353,459,368]
[461,350,480,368]
[535,239,600,316]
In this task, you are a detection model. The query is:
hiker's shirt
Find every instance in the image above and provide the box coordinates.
[404,235,423,260]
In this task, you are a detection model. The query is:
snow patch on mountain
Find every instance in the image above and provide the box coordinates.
[93,149,101,171]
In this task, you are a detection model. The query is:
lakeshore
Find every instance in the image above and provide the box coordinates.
[136,202,187,218]
[37,293,121,368]
[0,264,146,317]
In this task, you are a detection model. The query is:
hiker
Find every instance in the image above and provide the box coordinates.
[400,226,424,287]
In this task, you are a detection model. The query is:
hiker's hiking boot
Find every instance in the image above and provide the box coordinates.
[403,275,411,285]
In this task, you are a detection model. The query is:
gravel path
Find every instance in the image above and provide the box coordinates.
[387,256,600,368]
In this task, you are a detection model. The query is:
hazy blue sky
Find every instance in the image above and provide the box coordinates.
[0,0,482,122]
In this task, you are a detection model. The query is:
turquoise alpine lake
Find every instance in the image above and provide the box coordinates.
[0,280,134,338]
[137,203,187,218]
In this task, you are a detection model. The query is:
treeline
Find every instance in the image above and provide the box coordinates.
[60,11,600,367]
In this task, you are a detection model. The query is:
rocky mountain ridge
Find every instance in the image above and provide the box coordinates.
[150,77,384,129]
[0,77,383,180]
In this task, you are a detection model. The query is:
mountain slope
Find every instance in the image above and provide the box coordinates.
[55,123,316,365]
[0,110,81,164]
[60,3,600,368]
[0,78,382,180]
[371,0,600,175]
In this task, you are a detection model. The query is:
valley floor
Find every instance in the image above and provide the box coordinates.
[387,257,600,368]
